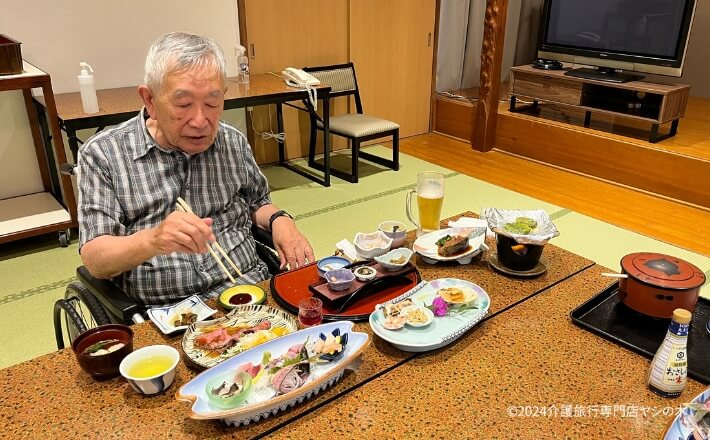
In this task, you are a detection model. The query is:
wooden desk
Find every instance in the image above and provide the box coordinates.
[33,74,333,187]
[0,213,607,439]
[0,61,77,246]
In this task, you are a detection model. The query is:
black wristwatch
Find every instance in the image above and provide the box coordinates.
[268,210,294,232]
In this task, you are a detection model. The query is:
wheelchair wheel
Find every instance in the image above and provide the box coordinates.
[53,299,87,350]
[53,281,112,350]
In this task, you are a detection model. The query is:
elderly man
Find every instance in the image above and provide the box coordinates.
[78,32,314,306]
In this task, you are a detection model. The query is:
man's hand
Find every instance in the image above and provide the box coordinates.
[270,216,314,270]
[151,211,215,255]
[81,211,216,280]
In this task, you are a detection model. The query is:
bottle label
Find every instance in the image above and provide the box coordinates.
[660,343,687,386]
[239,62,249,73]
[648,331,688,395]
[669,321,689,336]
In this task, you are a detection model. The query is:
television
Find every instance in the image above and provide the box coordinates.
[538,0,697,83]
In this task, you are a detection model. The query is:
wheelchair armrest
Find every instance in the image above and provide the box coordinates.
[250,225,284,275]
[251,224,275,249]
[76,266,144,323]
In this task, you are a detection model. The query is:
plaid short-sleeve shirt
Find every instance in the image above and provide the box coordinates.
[78,108,271,307]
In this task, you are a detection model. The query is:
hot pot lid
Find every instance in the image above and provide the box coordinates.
[621,252,705,290]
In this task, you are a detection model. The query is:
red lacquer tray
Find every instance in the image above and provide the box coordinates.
[270,261,421,322]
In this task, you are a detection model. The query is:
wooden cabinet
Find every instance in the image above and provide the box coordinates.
[0,61,77,245]
[511,72,583,106]
[238,0,436,163]
[509,65,690,142]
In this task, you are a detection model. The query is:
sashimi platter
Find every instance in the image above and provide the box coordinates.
[176,321,370,425]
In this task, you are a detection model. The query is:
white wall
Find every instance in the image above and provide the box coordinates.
[0,0,244,199]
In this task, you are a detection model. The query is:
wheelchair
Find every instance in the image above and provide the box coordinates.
[53,225,282,350]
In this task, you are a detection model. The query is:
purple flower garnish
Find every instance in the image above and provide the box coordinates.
[431,296,449,317]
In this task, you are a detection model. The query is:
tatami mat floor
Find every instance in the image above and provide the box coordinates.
[0,145,707,369]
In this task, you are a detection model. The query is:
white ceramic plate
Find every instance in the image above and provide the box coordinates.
[147,295,217,335]
[176,321,370,426]
[369,278,490,352]
[662,386,710,440]
[182,304,298,369]
[412,228,486,264]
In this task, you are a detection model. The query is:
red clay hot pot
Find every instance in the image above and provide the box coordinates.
[618,252,705,319]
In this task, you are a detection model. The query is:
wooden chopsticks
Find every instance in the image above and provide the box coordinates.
[175,197,243,283]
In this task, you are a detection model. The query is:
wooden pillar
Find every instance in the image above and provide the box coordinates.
[472,0,508,152]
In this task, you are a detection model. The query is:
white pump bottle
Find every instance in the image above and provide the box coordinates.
[235,45,250,85]
[77,62,99,114]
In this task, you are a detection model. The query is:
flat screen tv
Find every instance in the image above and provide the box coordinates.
[538,0,697,83]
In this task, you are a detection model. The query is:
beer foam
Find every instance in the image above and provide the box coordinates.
[419,181,444,198]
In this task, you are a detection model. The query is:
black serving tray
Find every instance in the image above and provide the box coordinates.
[570,283,710,384]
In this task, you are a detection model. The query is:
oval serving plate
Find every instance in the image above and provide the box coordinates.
[176,321,370,426]
[369,278,490,352]
[412,228,486,263]
[182,304,298,369]
[662,385,710,440]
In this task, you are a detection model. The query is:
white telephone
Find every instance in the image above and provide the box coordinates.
[282,68,319,110]
[282,68,320,87]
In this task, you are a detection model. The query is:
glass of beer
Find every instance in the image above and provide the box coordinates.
[405,171,445,236]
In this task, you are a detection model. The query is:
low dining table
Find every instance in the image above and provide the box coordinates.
[0,213,705,439]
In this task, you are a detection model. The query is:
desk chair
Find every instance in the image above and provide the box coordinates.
[52,166,282,349]
[303,62,399,183]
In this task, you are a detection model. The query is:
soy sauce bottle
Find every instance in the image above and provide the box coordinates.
[647,308,691,398]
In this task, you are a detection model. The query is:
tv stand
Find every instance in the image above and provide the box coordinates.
[509,65,690,143]
[564,67,644,84]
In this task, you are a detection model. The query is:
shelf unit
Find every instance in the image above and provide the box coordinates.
[508,64,690,143]
[0,60,77,246]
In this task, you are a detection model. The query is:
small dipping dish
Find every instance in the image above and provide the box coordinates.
[374,248,413,271]
[353,265,377,282]
[317,256,351,279]
[218,285,266,310]
[324,268,355,291]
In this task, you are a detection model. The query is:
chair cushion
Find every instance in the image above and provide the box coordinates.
[317,114,399,138]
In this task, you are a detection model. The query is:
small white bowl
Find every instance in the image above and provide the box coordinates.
[119,345,180,395]
[374,248,413,271]
[353,265,377,282]
[354,231,392,259]
[377,221,407,248]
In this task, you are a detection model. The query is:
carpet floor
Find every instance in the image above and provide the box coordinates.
[0,145,707,369]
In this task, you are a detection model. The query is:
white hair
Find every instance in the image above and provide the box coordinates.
[144,32,227,91]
